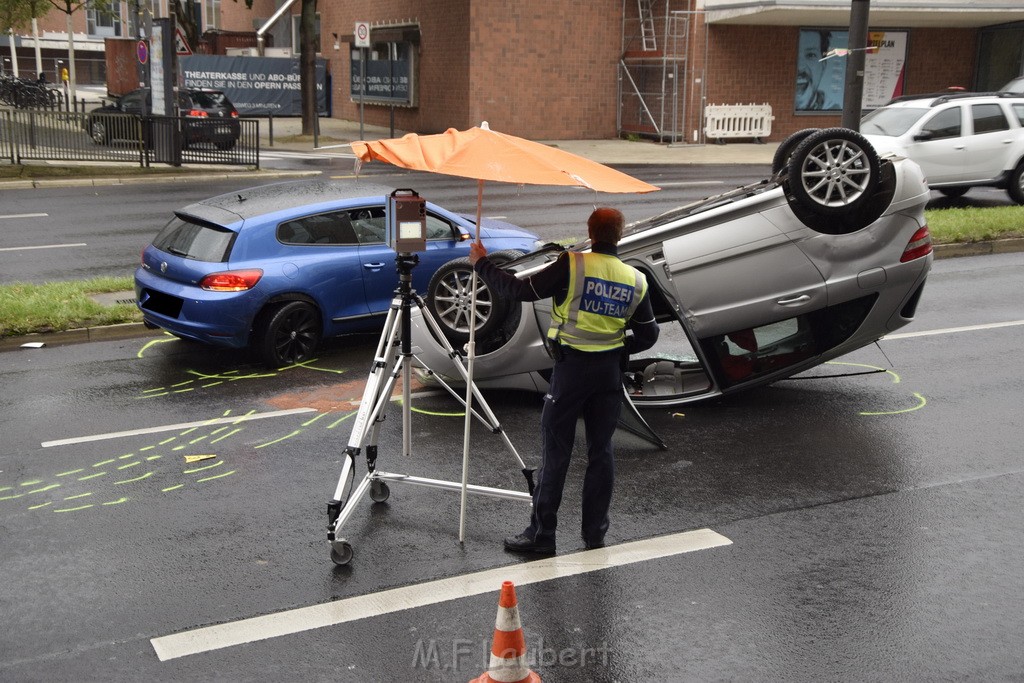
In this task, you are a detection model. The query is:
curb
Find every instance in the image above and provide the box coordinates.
[0,169,318,190]
[0,322,164,353]
[2,237,1021,354]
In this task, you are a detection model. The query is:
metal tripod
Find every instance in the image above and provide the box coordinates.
[326,253,533,566]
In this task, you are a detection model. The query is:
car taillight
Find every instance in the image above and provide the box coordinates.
[901,225,933,262]
[186,109,209,118]
[200,269,263,292]
[230,111,239,118]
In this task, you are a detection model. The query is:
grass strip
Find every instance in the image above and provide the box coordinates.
[0,276,140,336]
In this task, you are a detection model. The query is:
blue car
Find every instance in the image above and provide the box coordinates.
[134,179,539,366]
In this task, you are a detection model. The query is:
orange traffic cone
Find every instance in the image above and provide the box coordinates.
[471,581,542,683]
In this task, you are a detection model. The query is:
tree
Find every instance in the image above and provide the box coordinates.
[298,0,316,135]
[45,0,114,104]
[1,0,47,77]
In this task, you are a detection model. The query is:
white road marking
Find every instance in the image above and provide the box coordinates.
[0,212,48,219]
[885,319,1024,340]
[0,243,86,252]
[150,528,731,661]
[40,408,316,448]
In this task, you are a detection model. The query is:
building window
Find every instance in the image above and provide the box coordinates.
[205,0,221,31]
[88,1,123,38]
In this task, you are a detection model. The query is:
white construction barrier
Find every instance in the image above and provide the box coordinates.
[703,103,774,144]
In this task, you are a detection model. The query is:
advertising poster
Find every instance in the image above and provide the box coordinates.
[795,29,908,112]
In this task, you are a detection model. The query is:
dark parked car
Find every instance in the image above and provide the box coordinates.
[87,87,241,150]
[134,180,540,366]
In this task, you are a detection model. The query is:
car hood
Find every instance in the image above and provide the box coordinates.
[472,216,539,242]
[860,134,909,158]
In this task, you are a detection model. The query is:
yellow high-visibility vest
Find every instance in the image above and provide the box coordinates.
[548,251,647,352]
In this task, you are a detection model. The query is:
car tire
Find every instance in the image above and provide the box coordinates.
[425,250,524,345]
[253,300,322,367]
[1008,163,1024,205]
[771,128,820,176]
[786,127,880,217]
[937,186,969,199]
[89,119,109,145]
[215,139,237,151]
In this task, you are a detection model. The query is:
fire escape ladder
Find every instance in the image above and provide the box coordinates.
[638,0,658,51]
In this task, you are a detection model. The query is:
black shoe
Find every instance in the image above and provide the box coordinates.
[583,538,605,550]
[503,533,555,554]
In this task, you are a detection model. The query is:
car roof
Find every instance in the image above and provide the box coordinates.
[882,91,1024,107]
[178,179,397,225]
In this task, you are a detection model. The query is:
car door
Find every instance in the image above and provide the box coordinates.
[660,210,828,387]
[354,205,468,315]
[904,104,966,184]
[273,210,371,326]
[962,102,1014,181]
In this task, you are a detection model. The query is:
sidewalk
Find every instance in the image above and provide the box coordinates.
[259,115,780,166]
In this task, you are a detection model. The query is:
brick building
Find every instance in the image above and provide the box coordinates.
[5,1,1024,142]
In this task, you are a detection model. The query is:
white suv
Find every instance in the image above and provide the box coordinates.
[860,92,1024,204]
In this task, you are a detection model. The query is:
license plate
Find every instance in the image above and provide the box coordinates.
[215,126,231,135]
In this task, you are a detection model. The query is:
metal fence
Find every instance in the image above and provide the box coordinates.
[0,108,260,168]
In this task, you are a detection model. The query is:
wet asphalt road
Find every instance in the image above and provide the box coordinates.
[1,251,1023,681]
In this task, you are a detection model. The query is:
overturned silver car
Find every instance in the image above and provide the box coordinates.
[410,128,934,407]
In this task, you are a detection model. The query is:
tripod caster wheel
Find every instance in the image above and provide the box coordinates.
[369,481,390,503]
[330,539,354,566]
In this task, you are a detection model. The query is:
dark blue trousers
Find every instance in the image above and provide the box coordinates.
[525,346,623,546]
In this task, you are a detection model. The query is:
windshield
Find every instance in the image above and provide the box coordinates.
[153,216,234,262]
[861,106,929,137]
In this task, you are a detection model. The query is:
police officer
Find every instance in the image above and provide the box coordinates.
[469,207,659,554]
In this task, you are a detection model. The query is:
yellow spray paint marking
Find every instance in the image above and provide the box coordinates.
[118,453,135,460]
[64,492,92,500]
[19,480,43,487]
[103,497,129,506]
[55,469,84,477]
[93,458,116,467]
[327,412,357,429]
[672,413,685,418]
[136,335,177,358]
[254,430,301,449]
[860,392,927,416]
[117,461,141,470]
[114,471,154,485]
[302,413,330,427]
[196,470,236,483]
[0,493,24,501]
[54,504,93,513]
[28,501,52,510]
[78,472,105,481]
[184,461,223,475]
[27,484,60,494]
[162,484,184,492]
[210,428,242,444]
[184,454,217,464]
[277,359,345,375]
[410,406,465,417]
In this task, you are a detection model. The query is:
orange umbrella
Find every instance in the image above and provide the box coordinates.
[351,123,660,197]
[351,123,659,542]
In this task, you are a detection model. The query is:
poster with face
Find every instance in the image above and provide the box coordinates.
[794,29,907,112]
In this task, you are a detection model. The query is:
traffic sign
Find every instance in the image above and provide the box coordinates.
[137,40,149,64]
[354,21,370,48]
[175,27,192,56]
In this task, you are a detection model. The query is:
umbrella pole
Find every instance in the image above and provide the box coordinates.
[458,181,485,543]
